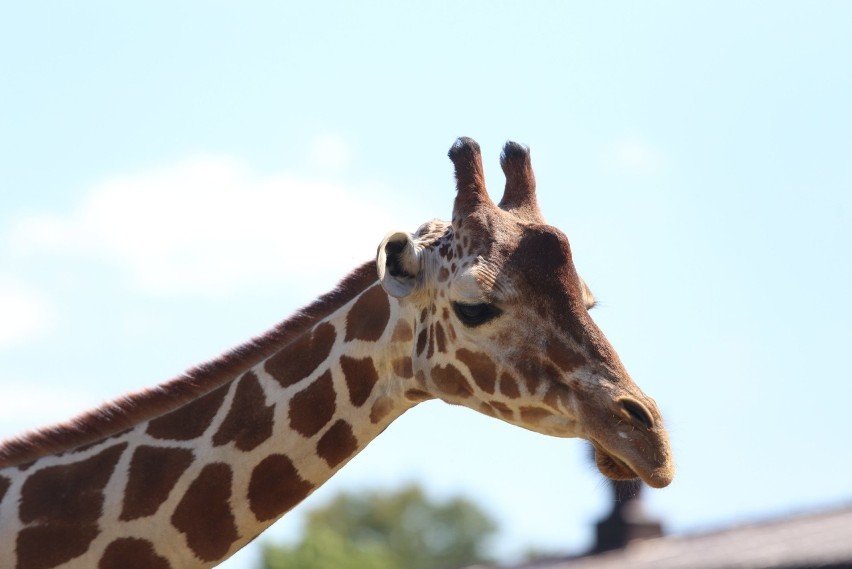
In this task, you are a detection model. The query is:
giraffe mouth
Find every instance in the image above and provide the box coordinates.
[591,443,640,482]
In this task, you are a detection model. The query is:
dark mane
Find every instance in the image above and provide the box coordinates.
[0,261,379,468]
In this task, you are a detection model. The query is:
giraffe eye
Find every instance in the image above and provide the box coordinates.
[452,302,502,327]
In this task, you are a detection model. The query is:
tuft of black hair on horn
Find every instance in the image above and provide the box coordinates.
[448,137,484,190]
[448,137,492,220]
[498,140,542,221]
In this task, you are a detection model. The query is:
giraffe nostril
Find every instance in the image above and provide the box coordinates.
[620,399,654,430]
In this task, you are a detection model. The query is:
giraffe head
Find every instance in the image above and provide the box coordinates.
[376,138,674,488]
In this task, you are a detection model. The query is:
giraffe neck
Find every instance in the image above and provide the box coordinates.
[0,264,423,569]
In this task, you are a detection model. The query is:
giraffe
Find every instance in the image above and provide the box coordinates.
[0,138,674,569]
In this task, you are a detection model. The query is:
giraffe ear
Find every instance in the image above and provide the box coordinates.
[377,231,420,298]
[580,277,597,310]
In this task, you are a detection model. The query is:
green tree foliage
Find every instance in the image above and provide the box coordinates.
[260,485,497,569]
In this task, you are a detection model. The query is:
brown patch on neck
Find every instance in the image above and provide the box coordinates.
[20,443,127,524]
[316,419,358,468]
[17,443,128,568]
[99,538,171,569]
[212,371,275,451]
[288,370,336,437]
[340,355,379,408]
[345,284,391,342]
[120,446,194,521]
[249,454,314,522]
[17,524,99,569]
[146,384,228,441]
[171,463,239,562]
[0,262,378,468]
[264,322,337,388]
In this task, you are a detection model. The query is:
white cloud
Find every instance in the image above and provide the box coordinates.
[0,279,55,348]
[8,155,396,296]
[606,134,668,176]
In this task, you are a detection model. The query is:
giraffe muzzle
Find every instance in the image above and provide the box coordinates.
[580,392,674,488]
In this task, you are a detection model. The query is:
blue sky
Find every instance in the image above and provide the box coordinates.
[1,2,851,567]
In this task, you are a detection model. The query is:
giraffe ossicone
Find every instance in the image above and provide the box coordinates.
[0,138,674,568]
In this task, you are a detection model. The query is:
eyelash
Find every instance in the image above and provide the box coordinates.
[451,302,503,327]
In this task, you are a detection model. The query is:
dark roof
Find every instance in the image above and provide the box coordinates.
[515,503,852,569]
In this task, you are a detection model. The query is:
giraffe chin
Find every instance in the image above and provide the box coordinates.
[592,444,639,482]
[591,442,673,489]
